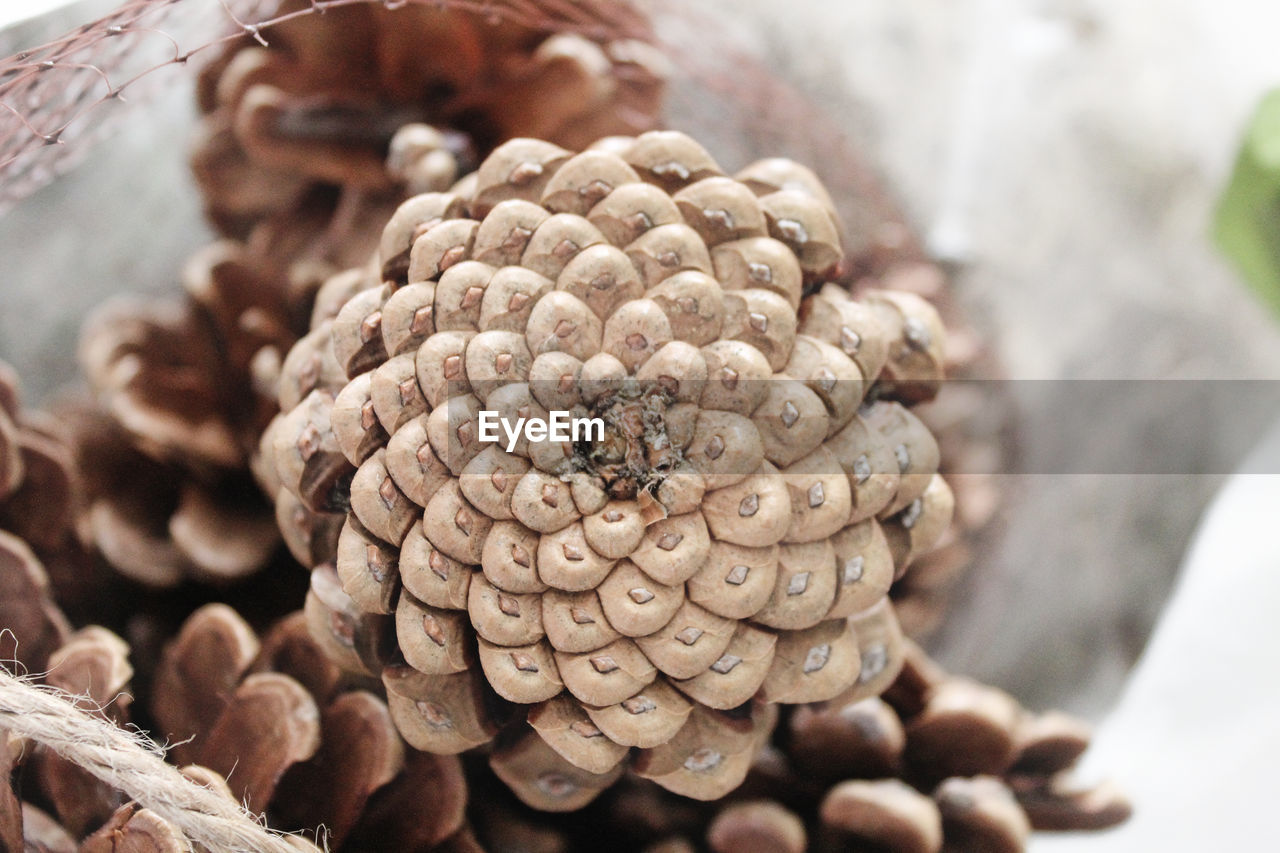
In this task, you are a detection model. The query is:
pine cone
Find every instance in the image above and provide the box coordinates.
[71,239,349,587]
[193,0,666,241]
[71,239,295,588]
[264,130,956,809]
[72,271,284,586]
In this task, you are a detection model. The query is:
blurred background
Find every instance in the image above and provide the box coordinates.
[2,0,1279,849]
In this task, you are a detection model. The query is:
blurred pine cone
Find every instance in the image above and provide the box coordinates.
[0,624,325,852]
[193,0,666,241]
[263,130,957,808]
[71,244,296,587]
[149,603,468,850]
[70,123,486,590]
[0,361,76,672]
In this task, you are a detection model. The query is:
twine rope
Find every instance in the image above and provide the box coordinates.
[0,668,303,853]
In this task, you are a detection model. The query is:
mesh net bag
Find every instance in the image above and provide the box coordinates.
[0,2,1114,852]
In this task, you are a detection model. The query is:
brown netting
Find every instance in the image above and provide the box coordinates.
[0,0,653,212]
[0,2,905,261]
[0,1,925,277]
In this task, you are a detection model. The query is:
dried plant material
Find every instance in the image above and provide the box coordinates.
[490,726,625,812]
[270,691,404,849]
[35,628,134,836]
[0,651,309,852]
[1013,777,1133,832]
[79,298,243,470]
[9,606,471,850]
[194,0,665,244]
[787,696,905,781]
[197,672,322,814]
[934,775,1030,853]
[554,642,1124,852]
[881,638,949,718]
[631,704,775,801]
[250,611,344,705]
[527,693,629,775]
[0,424,75,555]
[1010,711,1094,776]
[706,800,806,853]
[264,130,957,807]
[78,803,190,853]
[151,604,260,765]
[0,364,89,671]
[71,245,302,588]
[347,750,468,850]
[903,678,1022,781]
[18,804,78,853]
[819,779,943,853]
[0,530,70,674]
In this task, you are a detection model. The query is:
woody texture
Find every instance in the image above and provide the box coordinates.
[264,128,957,808]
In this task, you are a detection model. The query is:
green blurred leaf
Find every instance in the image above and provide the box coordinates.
[1215,88,1280,319]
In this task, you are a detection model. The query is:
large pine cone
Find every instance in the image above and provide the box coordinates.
[264,131,956,808]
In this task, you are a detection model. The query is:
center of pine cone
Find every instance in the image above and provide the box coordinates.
[576,384,681,499]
